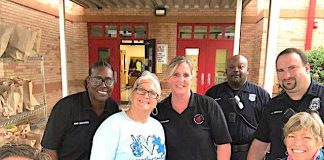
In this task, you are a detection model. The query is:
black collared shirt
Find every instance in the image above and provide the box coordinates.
[254,81,324,159]
[205,81,270,145]
[41,91,120,160]
[152,92,232,160]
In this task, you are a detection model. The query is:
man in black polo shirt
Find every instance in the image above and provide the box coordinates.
[247,48,324,160]
[205,55,270,160]
[41,61,120,160]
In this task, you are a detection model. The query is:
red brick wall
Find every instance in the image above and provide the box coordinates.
[0,0,89,111]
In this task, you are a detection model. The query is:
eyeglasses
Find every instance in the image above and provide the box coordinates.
[234,95,244,109]
[135,87,159,99]
[89,77,114,86]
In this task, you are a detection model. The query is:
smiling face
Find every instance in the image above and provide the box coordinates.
[276,52,311,95]
[167,62,192,96]
[285,128,323,160]
[87,66,114,104]
[130,80,159,114]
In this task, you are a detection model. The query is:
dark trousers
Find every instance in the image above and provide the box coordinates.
[231,151,248,160]
[230,143,250,160]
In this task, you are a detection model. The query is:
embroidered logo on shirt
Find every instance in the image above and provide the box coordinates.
[249,94,256,102]
[309,97,321,111]
[193,114,204,125]
[73,121,90,126]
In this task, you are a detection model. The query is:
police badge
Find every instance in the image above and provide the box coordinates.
[309,97,321,111]
[249,94,256,102]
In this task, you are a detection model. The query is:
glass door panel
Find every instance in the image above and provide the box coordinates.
[185,48,199,93]
[214,49,228,84]
[98,48,111,62]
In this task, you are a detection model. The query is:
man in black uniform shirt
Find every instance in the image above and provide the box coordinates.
[41,61,120,160]
[247,48,324,160]
[206,55,270,160]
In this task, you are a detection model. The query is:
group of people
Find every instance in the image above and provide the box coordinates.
[34,47,323,160]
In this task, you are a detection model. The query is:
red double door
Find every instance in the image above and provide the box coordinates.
[178,40,233,94]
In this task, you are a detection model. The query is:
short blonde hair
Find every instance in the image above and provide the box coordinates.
[283,112,324,143]
[131,70,161,97]
[167,56,193,77]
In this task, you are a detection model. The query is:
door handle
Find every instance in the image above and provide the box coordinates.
[201,73,204,85]
[207,73,211,85]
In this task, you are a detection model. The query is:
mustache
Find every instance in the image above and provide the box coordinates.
[230,73,241,76]
[283,77,296,82]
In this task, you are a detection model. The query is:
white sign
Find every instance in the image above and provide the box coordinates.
[157,44,168,64]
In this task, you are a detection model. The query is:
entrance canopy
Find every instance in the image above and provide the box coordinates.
[71,0,252,9]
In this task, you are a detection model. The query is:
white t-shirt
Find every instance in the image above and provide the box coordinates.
[90,111,166,160]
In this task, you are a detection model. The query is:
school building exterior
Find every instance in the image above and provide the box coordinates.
[0,0,323,110]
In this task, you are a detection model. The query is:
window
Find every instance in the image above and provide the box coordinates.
[119,25,132,38]
[90,25,103,38]
[225,26,235,39]
[89,23,147,40]
[178,24,235,40]
[179,26,192,39]
[105,25,117,38]
[194,26,207,39]
[135,26,147,39]
[210,26,222,39]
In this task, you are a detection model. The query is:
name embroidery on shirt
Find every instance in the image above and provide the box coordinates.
[270,110,283,115]
[160,120,170,123]
[73,121,90,126]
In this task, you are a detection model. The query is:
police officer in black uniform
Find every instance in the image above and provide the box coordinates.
[247,48,324,160]
[206,55,270,160]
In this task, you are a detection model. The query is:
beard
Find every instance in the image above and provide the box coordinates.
[228,75,246,89]
[281,78,297,91]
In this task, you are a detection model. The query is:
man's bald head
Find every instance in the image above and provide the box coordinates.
[227,55,248,67]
